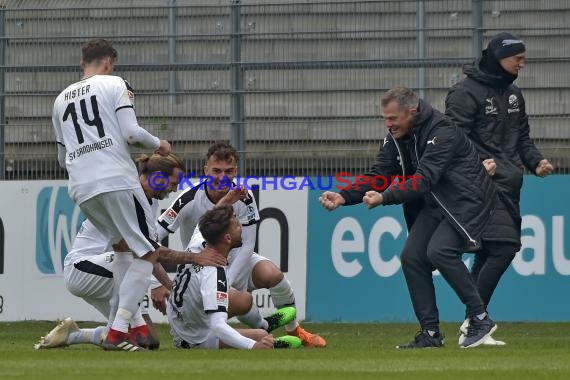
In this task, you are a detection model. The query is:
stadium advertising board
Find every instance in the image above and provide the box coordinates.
[306,175,570,322]
[0,180,307,322]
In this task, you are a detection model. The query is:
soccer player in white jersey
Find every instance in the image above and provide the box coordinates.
[51,39,225,351]
[158,142,326,347]
[168,205,301,349]
[35,153,203,350]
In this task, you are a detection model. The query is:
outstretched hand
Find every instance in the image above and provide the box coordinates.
[151,286,171,315]
[252,334,274,349]
[155,139,171,156]
[319,191,345,211]
[362,191,383,209]
[217,186,248,207]
[195,245,228,267]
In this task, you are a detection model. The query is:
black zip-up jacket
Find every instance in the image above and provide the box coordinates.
[340,100,498,249]
[445,60,543,244]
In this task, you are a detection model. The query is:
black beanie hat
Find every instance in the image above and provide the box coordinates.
[487,32,526,60]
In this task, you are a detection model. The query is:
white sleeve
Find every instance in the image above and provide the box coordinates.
[149,276,162,290]
[157,190,194,237]
[210,312,256,349]
[57,142,67,169]
[52,103,67,169]
[116,107,160,149]
[156,222,171,243]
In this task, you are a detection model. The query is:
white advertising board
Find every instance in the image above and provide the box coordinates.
[0,180,308,323]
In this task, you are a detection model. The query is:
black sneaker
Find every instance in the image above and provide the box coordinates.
[460,315,497,349]
[396,330,444,349]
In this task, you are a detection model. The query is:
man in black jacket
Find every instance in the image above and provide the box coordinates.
[320,87,498,349]
[445,32,554,345]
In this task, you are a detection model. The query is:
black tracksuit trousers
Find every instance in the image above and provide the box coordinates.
[471,241,518,308]
[400,204,486,331]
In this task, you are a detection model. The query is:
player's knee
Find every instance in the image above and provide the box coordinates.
[228,289,253,317]
[252,261,284,289]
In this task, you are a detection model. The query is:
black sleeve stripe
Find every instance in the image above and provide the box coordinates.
[56,141,65,147]
[158,220,175,233]
[115,105,134,112]
[171,186,201,213]
[124,79,135,92]
[216,267,228,292]
[242,219,258,227]
[205,308,227,314]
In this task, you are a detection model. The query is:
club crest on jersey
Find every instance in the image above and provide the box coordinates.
[35,186,84,275]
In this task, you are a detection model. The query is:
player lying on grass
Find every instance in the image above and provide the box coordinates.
[167,205,301,349]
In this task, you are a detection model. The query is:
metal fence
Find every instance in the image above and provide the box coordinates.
[1,0,569,179]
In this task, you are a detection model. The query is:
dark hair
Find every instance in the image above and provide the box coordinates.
[136,153,185,176]
[381,86,419,109]
[81,39,118,64]
[206,141,239,164]
[199,205,234,245]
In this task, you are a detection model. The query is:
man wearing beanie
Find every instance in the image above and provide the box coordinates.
[445,32,554,346]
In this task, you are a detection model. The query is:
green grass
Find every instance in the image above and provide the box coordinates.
[2,321,570,380]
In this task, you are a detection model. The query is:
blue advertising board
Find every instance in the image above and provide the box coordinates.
[307,175,569,322]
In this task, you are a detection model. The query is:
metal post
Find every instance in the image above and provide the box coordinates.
[168,0,177,105]
[472,0,484,58]
[0,7,5,179]
[417,0,426,99]
[230,0,245,172]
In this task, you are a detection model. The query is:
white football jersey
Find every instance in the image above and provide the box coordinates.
[52,74,141,204]
[167,264,230,346]
[64,199,160,267]
[157,182,260,248]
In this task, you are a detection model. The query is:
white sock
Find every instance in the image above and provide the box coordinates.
[111,259,153,333]
[130,307,146,329]
[237,303,268,330]
[67,326,108,346]
[269,277,298,332]
[108,252,133,327]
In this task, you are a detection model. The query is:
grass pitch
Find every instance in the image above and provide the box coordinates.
[2,321,570,380]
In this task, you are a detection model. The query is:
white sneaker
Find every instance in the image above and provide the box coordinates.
[481,335,506,346]
[457,318,506,346]
[34,317,79,349]
[458,318,469,345]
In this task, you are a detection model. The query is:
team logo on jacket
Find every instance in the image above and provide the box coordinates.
[508,94,520,114]
[485,98,498,115]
